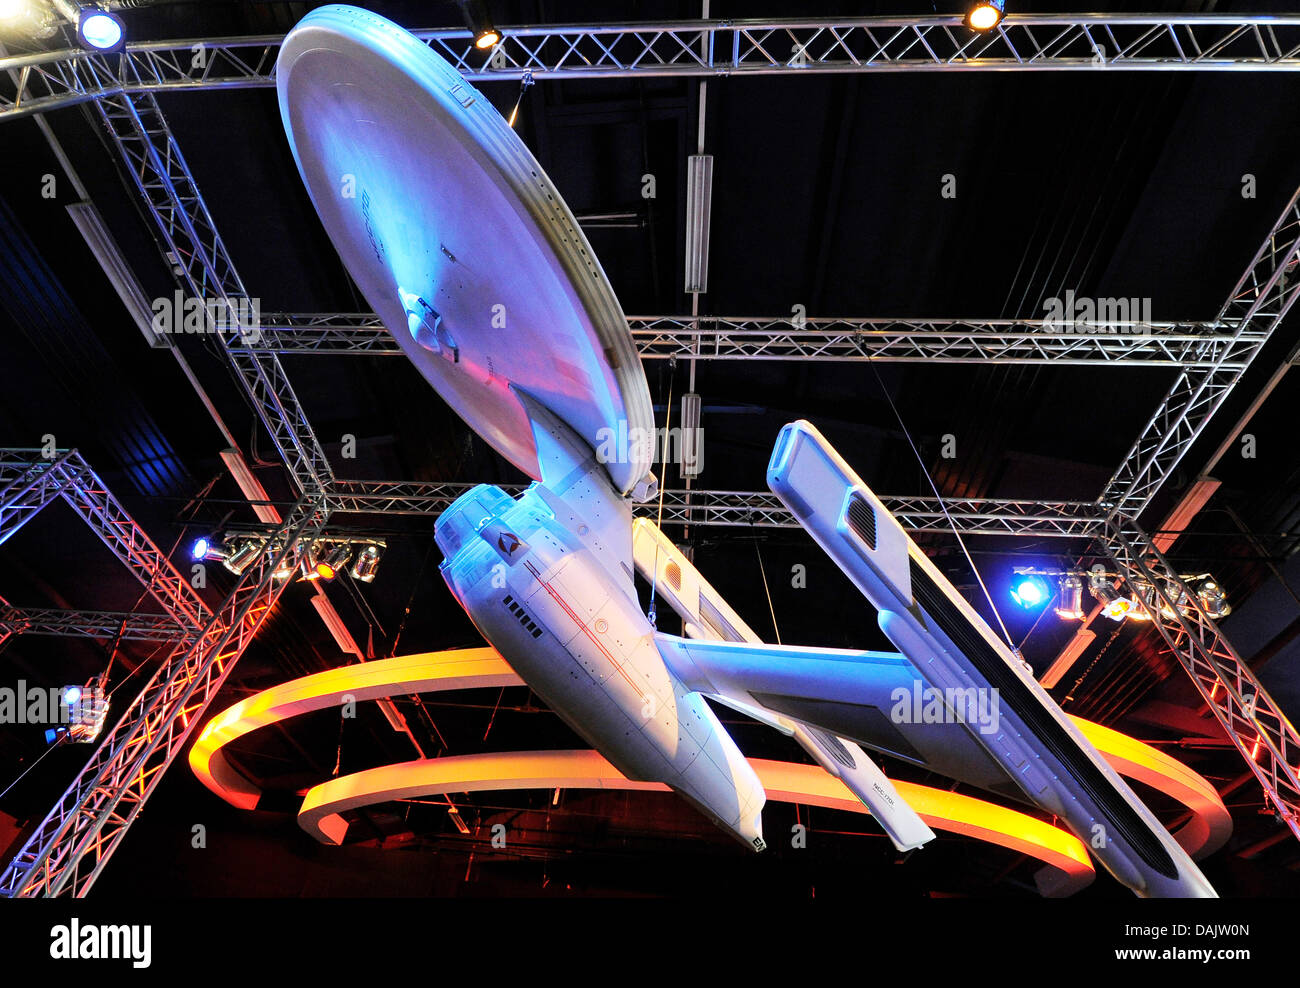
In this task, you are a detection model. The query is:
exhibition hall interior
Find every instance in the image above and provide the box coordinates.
[0,0,1298,901]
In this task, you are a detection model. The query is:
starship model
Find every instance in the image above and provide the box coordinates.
[277,5,1216,896]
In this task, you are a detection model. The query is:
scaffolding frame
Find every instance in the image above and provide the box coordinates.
[3,13,1299,894]
[3,13,1300,121]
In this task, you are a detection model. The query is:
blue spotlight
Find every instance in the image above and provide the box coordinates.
[190,536,211,561]
[78,9,125,52]
[1011,574,1049,609]
[62,685,82,705]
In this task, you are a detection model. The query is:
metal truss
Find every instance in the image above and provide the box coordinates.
[4,14,1300,121]
[8,12,1300,895]
[0,449,208,632]
[91,90,334,495]
[0,606,194,645]
[0,496,329,898]
[254,313,1241,367]
[329,479,1102,537]
[1103,513,1300,839]
[1101,183,1300,520]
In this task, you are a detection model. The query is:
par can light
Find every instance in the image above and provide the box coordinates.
[965,0,1006,32]
[77,8,125,52]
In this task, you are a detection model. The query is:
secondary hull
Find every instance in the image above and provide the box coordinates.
[436,483,767,850]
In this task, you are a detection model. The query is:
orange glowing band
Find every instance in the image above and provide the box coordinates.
[189,648,514,810]
[296,748,1095,896]
[190,649,1230,868]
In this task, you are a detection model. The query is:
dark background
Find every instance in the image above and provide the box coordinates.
[1,0,1299,898]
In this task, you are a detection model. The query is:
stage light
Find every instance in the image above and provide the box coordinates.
[350,544,383,583]
[272,542,299,581]
[1127,579,1155,621]
[77,8,125,51]
[965,0,1005,32]
[298,542,330,581]
[1156,577,1190,621]
[1195,578,1231,619]
[62,685,82,706]
[0,0,29,24]
[190,536,228,563]
[222,538,262,575]
[1011,574,1049,609]
[459,1,499,50]
[1089,573,1131,621]
[317,545,352,581]
[1054,574,1085,620]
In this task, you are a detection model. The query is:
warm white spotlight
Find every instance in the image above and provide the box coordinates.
[1088,573,1131,621]
[0,0,30,23]
[965,0,1006,32]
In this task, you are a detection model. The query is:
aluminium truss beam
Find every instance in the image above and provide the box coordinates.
[0,449,209,632]
[327,479,1103,537]
[0,496,329,897]
[91,91,333,495]
[252,314,1242,367]
[3,14,1300,121]
[1102,513,1300,839]
[0,606,194,644]
[1101,184,1300,520]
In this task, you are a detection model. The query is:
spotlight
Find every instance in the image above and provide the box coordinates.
[1,0,56,37]
[1054,574,1085,620]
[222,538,262,575]
[299,548,320,581]
[350,544,383,583]
[1010,574,1049,609]
[1127,579,1155,622]
[191,536,227,563]
[317,545,352,581]
[1156,577,1190,621]
[965,0,1005,32]
[1195,578,1231,619]
[458,1,500,50]
[58,683,109,743]
[272,542,299,581]
[77,8,126,52]
[1089,573,1131,621]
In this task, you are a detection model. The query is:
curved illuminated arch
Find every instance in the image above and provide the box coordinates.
[297,748,1096,895]
[189,648,515,810]
[1072,717,1230,857]
[190,649,1229,865]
